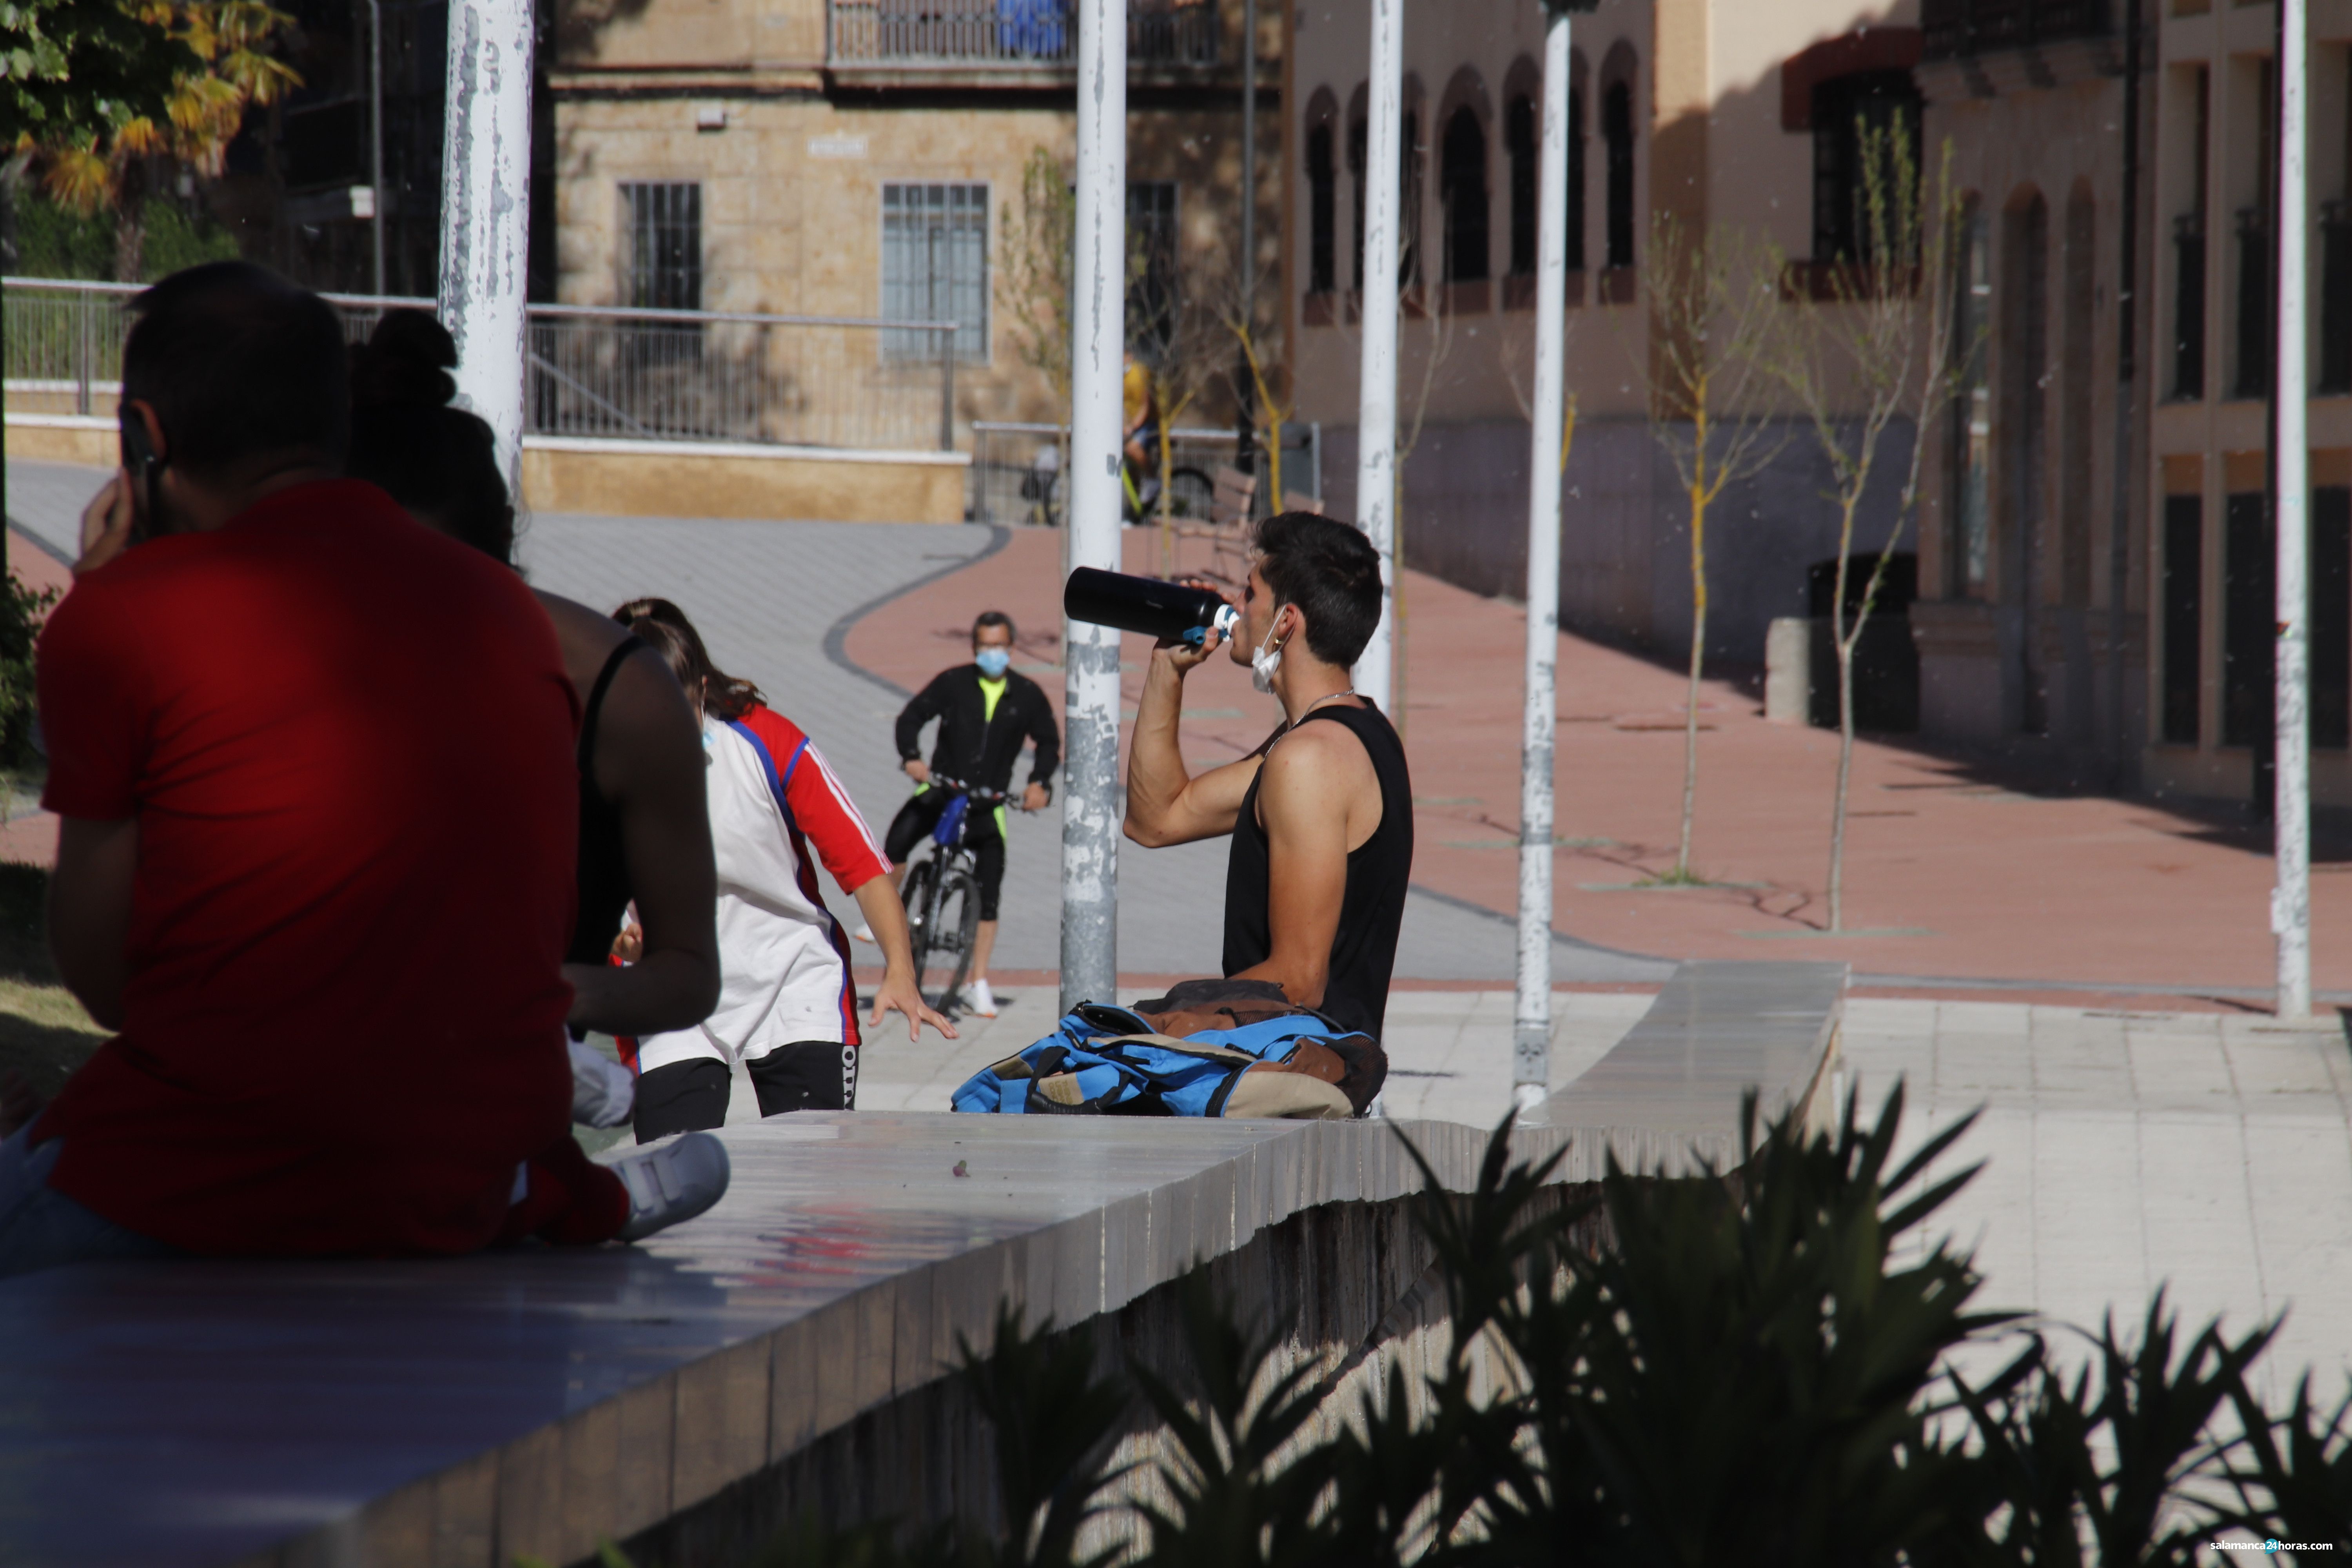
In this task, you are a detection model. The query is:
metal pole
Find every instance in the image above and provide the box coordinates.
[1514,1,1582,1117]
[437,0,534,496]
[1236,0,1257,494]
[1060,0,1127,1014]
[939,325,955,451]
[2274,0,2311,1019]
[1352,0,1401,710]
[368,0,387,298]
[2107,0,2140,791]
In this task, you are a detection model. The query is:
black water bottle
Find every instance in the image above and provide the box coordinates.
[1062,568,1241,646]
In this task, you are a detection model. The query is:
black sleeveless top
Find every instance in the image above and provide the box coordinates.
[566,636,643,972]
[1221,701,1413,1041]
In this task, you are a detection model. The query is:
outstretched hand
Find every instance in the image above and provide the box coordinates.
[869,969,957,1044]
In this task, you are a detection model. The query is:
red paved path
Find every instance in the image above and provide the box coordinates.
[845,524,2352,1002]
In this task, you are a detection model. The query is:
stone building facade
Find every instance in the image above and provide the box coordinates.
[545,0,1283,446]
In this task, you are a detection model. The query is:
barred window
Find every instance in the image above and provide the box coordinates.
[1127,181,1180,360]
[882,183,989,363]
[622,183,702,311]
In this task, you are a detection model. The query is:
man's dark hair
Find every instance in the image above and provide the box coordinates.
[973,610,1016,643]
[1252,511,1382,668]
[122,261,350,480]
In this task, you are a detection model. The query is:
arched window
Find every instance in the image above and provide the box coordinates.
[1506,94,1537,276]
[1603,79,1635,269]
[1307,120,1336,294]
[1811,70,1923,263]
[1441,106,1489,283]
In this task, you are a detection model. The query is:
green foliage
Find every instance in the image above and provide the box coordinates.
[0,570,56,769]
[0,0,194,149]
[11,189,236,278]
[601,1091,2352,1568]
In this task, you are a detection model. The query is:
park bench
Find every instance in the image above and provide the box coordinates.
[0,960,1843,1567]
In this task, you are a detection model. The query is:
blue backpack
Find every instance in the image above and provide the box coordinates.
[950,1002,1384,1120]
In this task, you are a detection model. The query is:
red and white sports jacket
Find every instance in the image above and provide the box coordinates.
[633,705,892,1072]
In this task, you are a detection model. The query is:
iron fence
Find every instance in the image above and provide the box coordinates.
[827,0,1216,69]
[968,419,1319,528]
[4,278,960,453]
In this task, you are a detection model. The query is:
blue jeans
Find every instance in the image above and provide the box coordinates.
[0,1122,178,1279]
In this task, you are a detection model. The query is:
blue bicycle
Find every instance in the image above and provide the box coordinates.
[898,776,1002,1011]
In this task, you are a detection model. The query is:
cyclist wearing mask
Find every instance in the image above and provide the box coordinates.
[867,612,1059,1017]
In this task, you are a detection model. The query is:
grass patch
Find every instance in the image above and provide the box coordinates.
[0,862,106,1094]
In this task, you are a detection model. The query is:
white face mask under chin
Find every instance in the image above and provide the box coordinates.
[1250,628,1284,694]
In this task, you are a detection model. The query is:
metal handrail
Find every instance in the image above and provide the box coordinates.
[2,276,957,335]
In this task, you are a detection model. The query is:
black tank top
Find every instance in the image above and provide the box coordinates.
[1221,701,1413,1041]
[566,636,643,971]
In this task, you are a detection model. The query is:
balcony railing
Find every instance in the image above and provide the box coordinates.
[1922,0,2109,59]
[827,0,1217,70]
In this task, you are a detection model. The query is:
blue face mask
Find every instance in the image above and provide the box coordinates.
[975,646,1011,678]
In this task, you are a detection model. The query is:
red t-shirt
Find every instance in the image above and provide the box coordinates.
[34,480,581,1256]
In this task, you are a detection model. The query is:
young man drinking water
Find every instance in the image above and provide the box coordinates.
[1122,514,1413,1042]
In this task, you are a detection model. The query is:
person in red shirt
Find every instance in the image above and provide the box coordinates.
[0,263,725,1277]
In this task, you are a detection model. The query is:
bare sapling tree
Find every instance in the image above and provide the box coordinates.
[1767,123,1966,931]
[1634,214,1784,882]
[998,146,1075,405]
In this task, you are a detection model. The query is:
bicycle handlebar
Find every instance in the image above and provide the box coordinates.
[928,775,1009,806]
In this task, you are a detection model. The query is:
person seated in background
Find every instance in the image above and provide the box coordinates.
[343,310,721,1131]
[0,263,722,1279]
[618,600,953,1140]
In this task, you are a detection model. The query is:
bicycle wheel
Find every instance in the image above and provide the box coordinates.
[921,866,982,1010]
[901,858,938,956]
[1167,466,1214,520]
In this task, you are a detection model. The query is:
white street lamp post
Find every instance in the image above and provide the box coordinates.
[1352,0,1401,710]
[436,0,534,496]
[2274,0,2312,1019]
[1059,0,1129,1014]
[1514,0,1592,1116]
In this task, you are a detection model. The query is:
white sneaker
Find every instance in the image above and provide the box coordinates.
[606,1131,731,1242]
[852,923,876,944]
[964,978,999,1017]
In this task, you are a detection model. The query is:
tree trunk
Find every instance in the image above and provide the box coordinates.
[1829,636,1857,932]
[113,160,150,283]
[1677,478,1706,879]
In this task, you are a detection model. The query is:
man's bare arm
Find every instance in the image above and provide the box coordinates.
[1228,727,1372,1009]
[1124,637,1261,848]
[560,644,722,1035]
[50,817,138,1031]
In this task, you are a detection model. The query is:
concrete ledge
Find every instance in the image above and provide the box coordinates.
[2,1114,1578,1568]
[4,965,1846,1567]
[1526,959,1849,1175]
